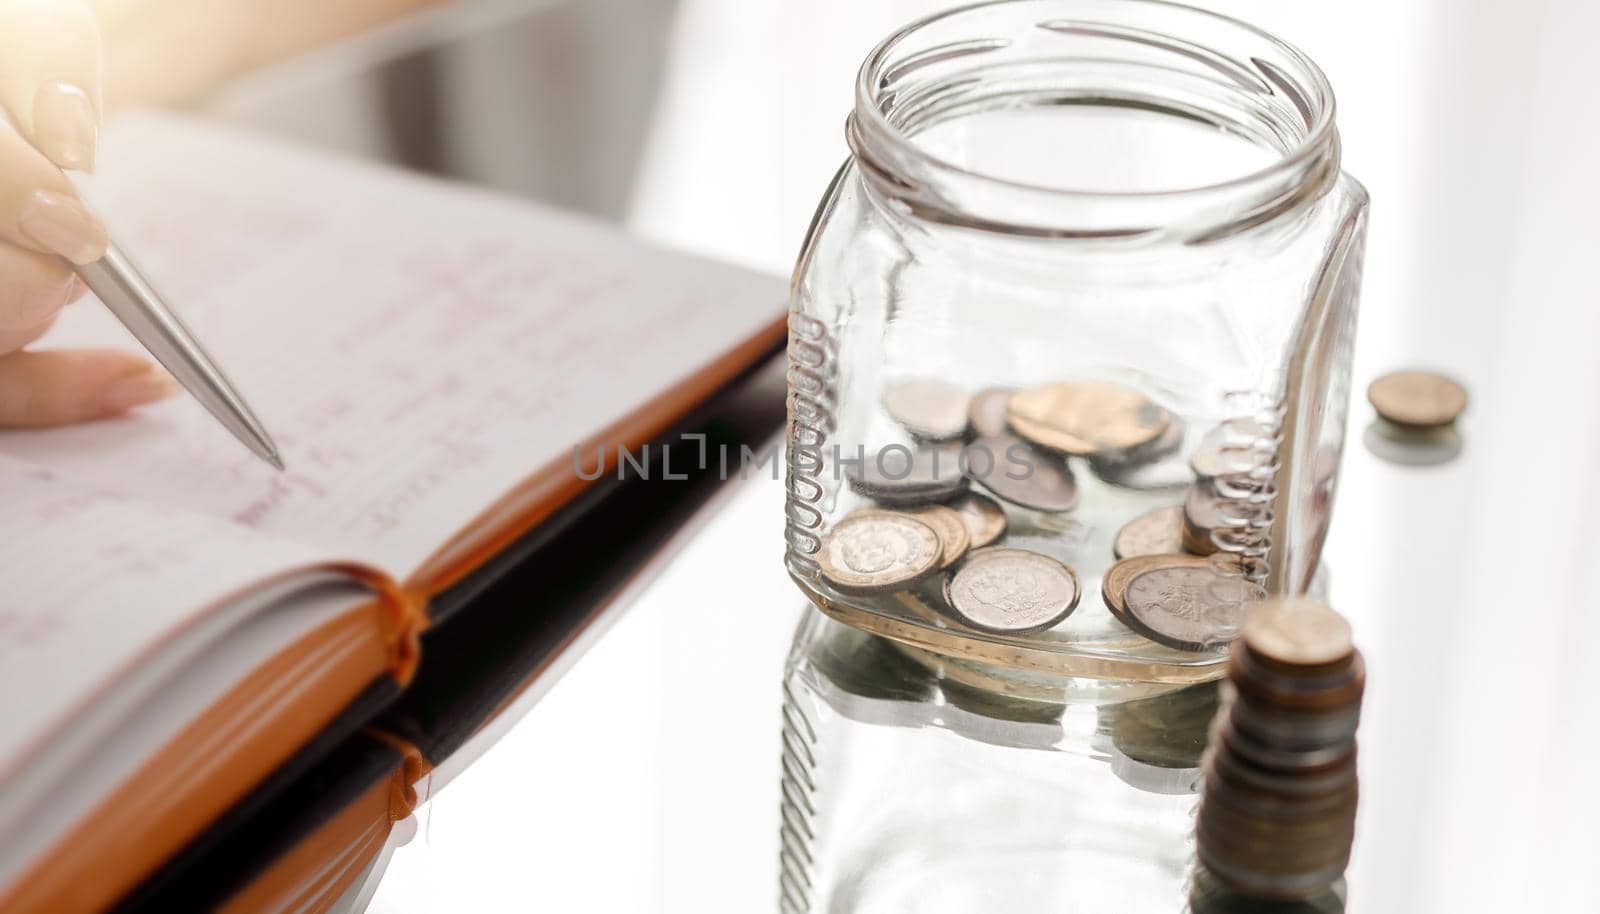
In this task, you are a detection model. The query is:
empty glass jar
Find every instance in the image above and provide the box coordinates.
[783,0,1368,684]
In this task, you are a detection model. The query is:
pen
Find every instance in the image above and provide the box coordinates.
[72,243,285,470]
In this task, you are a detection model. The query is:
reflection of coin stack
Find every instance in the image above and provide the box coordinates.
[1195,598,1364,902]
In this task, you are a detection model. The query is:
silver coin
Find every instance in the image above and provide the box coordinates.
[967,388,1015,438]
[845,445,968,505]
[1122,565,1262,651]
[1114,505,1186,559]
[817,512,943,594]
[859,504,970,569]
[965,435,1079,513]
[883,380,970,441]
[944,547,1081,633]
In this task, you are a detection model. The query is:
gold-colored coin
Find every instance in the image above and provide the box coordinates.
[947,492,1008,549]
[817,512,942,594]
[1007,381,1170,457]
[857,504,970,570]
[1114,504,1185,559]
[1101,553,1214,625]
[1367,370,1467,428]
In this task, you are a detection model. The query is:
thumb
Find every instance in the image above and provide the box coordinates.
[0,0,102,171]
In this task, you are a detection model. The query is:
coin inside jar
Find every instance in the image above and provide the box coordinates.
[943,547,1081,634]
[1007,381,1171,457]
[947,492,1008,549]
[1182,486,1228,556]
[1114,504,1186,559]
[1121,565,1262,651]
[967,388,1015,438]
[965,435,1079,513]
[1367,370,1468,428]
[845,445,967,505]
[818,512,943,594]
[859,504,970,569]
[1102,553,1215,625]
[883,379,971,441]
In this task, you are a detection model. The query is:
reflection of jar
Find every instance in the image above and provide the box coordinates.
[780,609,1223,913]
[784,0,1368,680]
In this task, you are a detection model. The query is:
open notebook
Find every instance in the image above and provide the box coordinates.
[0,113,785,913]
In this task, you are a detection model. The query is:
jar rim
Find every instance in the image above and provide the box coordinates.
[851,0,1342,240]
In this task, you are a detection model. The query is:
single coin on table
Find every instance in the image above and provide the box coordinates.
[845,445,968,505]
[1114,504,1186,559]
[1101,553,1215,625]
[965,435,1079,513]
[1007,381,1171,457]
[858,504,970,570]
[1367,370,1468,429]
[883,379,971,441]
[818,512,943,594]
[1121,565,1263,652]
[947,492,1008,549]
[967,387,1015,438]
[943,547,1081,634]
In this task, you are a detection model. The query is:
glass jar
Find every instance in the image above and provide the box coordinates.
[780,607,1222,914]
[783,0,1368,682]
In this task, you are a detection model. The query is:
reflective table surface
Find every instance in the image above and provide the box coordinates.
[202,1,1600,911]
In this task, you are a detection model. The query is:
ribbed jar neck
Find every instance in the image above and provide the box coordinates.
[847,0,1341,242]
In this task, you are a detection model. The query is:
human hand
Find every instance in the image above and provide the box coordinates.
[0,0,173,427]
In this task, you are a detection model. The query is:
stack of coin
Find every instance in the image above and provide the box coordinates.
[1195,598,1364,901]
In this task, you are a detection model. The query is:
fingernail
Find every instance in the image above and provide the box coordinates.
[18,190,108,265]
[100,368,179,414]
[32,81,98,172]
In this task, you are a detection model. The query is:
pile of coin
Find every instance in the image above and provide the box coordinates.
[814,378,1272,650]
[1194,598,1364,901]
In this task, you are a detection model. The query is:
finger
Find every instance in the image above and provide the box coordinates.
[0,123,107,264]
[0,239,78,337]
[0,310,58,355]
[0,0,101,170]
[0,348,177,427]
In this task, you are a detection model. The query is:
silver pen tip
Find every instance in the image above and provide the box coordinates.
[267,453,286,471]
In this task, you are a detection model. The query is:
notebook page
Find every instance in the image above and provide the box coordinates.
[0,113,785,577]
[0,456,339,785]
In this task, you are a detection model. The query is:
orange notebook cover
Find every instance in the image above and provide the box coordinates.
[0,113,787,913]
